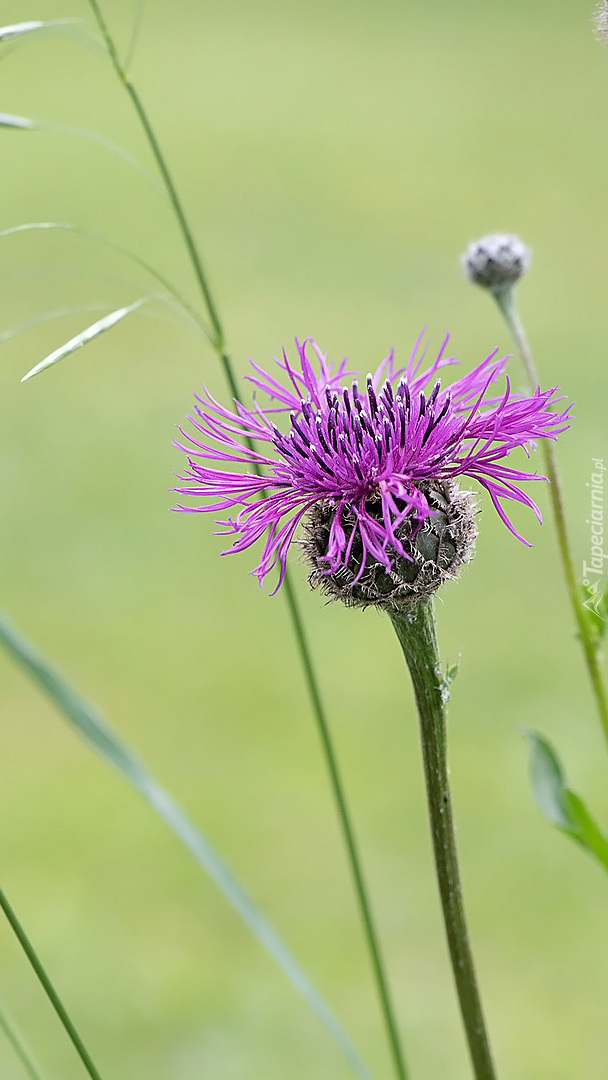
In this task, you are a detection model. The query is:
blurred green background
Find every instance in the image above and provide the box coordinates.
[1,1,607,1077]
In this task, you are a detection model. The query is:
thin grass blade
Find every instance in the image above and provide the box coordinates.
[21,299,150,382]
[0,113,34,129]
[0,611,372,1080]
[123,0,146,75]
[1,302,193,349]
[0,305,116,347]
[0,222,212,342]
[0,112,162,191]
[0,888,103,1080]
[0,999,45,1080]
[0,21,77,42]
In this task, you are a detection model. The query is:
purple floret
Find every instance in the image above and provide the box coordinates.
[173,334,571,593]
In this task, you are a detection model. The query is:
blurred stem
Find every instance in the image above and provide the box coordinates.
[0,998,45,1080]
[493,288,608,750]
[86,4,408,1077]
[282,573,410,1080]
[390,598,498,1080]
[0,886,103,1080]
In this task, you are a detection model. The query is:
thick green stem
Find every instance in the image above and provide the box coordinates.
[494,288,608,750]
[86,4,408,1076]
[0,998,45,1080]
[390,599,498,1080]
[0,886,103,1080]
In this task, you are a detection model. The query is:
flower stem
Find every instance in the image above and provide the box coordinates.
[390,598,498,1080]
[0,997,46,1080]
[86,5,408,1076]
[493,288,608,750]
[0,885,103,1080]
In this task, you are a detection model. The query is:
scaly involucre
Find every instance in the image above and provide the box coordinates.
[173,335,570,593]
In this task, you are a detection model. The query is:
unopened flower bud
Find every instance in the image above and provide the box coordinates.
[304,480,477,612]
[461,233,531,293]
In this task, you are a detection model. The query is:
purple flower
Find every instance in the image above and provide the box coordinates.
[173,334,571,595]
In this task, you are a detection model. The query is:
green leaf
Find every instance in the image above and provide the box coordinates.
[20,300,150,382]
[563,791,608,869]
[525,730,608,874]
[0,611,371,1080]
[525,730,571,828]
[438,660,459,705]
[445,662,459,684]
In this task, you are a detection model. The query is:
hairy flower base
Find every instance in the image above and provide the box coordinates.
[304,480,477,611]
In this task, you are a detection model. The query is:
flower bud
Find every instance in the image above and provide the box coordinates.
[461,233,531,293]
[304,480,477,612]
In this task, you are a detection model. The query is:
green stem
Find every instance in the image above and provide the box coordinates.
[85,4,408,1077]
[494,288,608,750]
[0,998,45,1080]
[86,0,224,351]
[390,599,498,1080]
[0,886,103,1080]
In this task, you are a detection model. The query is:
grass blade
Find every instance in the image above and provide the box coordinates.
[123,0,146,75]
[0,998,45,1080]
[0,887,103,1080]
[20,299,150,382]
[0,113,34,129]
[0,222,212,342]
[1,302,193,349]
[0,610,372,1080]
[0,21,77,42]
[0,113,162,192]
[0,304,116,347]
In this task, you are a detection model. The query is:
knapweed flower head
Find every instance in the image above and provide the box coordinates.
[462,234,531,293]
[173,335,570,610]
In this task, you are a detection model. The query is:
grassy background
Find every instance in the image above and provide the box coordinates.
[1,1,607,1077]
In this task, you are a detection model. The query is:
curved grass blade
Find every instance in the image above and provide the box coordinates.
[123,0,146,75]
[525,729,608,874]
[0,113,34,130]
[0,304,116,347]
[1,301,197,350]
[20,298,153,382]
[0,113,162,193]
[0,998,45,1080]
[0,610,372,1080]
[0,21,77,42]
[0,222,212,342]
